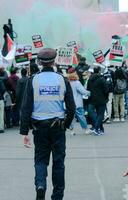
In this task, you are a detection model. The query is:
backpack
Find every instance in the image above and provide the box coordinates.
[103,71,113,92]
[114,79,127,94]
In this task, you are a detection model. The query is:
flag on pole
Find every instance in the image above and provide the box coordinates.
[2,33,14,56]
[0,43,16,68]
[7,33,14,52]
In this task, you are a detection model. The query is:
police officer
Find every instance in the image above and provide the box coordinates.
[20,48,75,200]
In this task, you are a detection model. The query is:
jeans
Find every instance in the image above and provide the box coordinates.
[12,105,19,126]
[5,106,12,127]
[88,104,106,132]
[33,122,66,200]
[70,107,87,129]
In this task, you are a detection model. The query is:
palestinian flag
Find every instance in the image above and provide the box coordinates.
[2,33,14,56]
[0,34,16,68]
[109,53,123,62]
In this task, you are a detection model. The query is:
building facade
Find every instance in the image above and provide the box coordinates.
[100,0,119,12]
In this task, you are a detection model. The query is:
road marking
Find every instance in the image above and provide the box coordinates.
[93,142,106,200]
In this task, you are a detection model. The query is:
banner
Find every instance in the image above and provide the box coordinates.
[55,47,74,66]
[109,44,124,67]
[93,50,105,63]
[32,35,43,48]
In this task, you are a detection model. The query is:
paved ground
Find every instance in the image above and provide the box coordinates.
[0,121,128,200]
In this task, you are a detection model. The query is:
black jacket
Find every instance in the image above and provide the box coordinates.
[87,73,109,106]
[20,67,75,135]
[16,76,28,109]
[103,69,114,93]
[0,80,6,100]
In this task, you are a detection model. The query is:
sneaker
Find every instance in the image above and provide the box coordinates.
[113,118,120,122]
[100,130,105,135]
[36,187,45,200]
[103,116,109,123]
[92,129,101,136]
[89,127,95,133]
[85,129,91,135]
[120,118,125,122]
[106,119,111,124]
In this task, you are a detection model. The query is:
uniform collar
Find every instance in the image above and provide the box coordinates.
[42,67,54,72]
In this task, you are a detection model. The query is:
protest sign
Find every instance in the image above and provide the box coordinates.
[32,35,43,48]
[24,45,32,60]
[15,44,30,66]
[67,41,78,53]
[55,47,74,66]
[93,50,105,63]
[109,44,124,67]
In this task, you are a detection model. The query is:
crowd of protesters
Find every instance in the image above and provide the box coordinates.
[0,62,39,133]
[0,56,128,135]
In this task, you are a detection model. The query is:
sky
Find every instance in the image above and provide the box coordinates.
[119,0,128,12]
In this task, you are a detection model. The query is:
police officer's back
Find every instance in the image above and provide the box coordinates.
[20,48,75,200]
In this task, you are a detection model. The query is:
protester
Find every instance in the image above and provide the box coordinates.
[4,90,12,128]
[20,48,75,200]
[0,66,8,82]
[0,80,6,133]
[29,63,39,76]
[87,66,109,135]
[75,57,89,85]
[67,67,91,135]
[122,62,128,117]
[7,67,19,126]
[113,67,127,122]
[82,68,93,123]
[103,67,114,123]
[16,68,28,110]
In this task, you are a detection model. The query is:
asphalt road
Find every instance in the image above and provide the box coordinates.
[0,121,128,200]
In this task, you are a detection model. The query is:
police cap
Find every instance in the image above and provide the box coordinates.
[37,48,57,63]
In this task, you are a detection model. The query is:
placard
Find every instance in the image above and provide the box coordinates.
[93,50,105,63]
[109,44,124,67]
[32,35,43,48]
[24,45,32,60]
[67,41,78,53]
[55,47,74,66]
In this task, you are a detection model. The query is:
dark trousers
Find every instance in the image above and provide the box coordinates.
[12,105,19,126]
[88,104,106,131]
[33,123,66,200]
[4,106,12,127]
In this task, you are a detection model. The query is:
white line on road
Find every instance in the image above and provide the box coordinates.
[93,141,106,200]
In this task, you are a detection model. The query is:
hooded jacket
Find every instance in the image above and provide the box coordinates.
[87,73,109,106]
